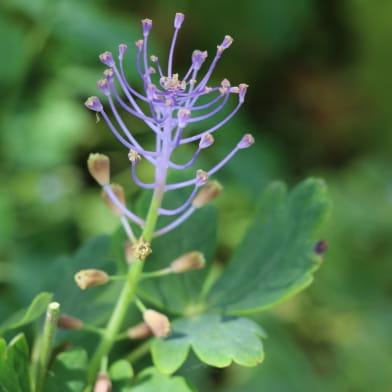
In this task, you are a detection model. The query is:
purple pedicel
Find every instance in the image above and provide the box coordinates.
[85,13,254,236]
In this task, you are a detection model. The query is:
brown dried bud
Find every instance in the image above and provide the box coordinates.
[74,269,109,290]
[143,309,171,338]
[87,153,110,186]
[170,251,206,273]
[102,184,126,216]
[127,321,152,339]
[124,241,135,264]
[94,372,112,392]
[57,314,83,330]
[131,237,152,261]
[192,180,223,208]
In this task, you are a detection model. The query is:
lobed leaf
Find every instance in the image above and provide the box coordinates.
[43,347,87,392]
[109,359,134,392]
[132,367,195,392]
[0,334,32,392]
[0,292,53,335]
[206,178,331,314]
[152,314,265,374]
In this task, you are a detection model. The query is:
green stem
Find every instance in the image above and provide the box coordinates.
[35,302,60,392]
[142,195,162,241]
[85,185,167,389]
[125,339,152,363]
[86,259,143,384]
[134,297,147,313]
[108,275,127,281]
[81,324,105,335]
[141,267,172,279]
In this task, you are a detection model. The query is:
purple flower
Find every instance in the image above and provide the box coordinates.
[85,13,254,237]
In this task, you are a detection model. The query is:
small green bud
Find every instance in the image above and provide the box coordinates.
[57,314,83,330]
[74,269,109,290]
[170,251,205,273]
[94,372,112,392]
[102,184,126,216]
[192,180,223,208]
[87,153,110,186]
[143,309,171,338]
[127,321,152,339]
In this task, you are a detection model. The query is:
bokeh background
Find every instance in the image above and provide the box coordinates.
[1,0,392,391]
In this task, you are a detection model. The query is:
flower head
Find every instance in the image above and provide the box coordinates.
[85,13,254,237]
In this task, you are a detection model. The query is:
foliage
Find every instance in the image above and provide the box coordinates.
[0,0,390,391]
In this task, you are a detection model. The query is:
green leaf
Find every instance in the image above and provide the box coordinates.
[152,314,265,374]
[0,292,53,335]
[134,190,218,315]
[45,235,118,326]
[0,334,32,392]
[206,178,331,314]
[43,347,87,392]
[109,359,134,392]
[132,367,195,392]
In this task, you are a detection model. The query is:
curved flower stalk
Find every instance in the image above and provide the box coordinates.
[85,12,254,242]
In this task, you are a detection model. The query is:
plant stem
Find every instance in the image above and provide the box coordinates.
[85,129,171,390]
[35,302,60,392]
[141,267,172,279]
[85,186,166,389]
[134,297,147,313]
[86,259,143,384]
[125,339,152,363]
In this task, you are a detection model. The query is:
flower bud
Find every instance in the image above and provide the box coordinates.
[195,169,209,186]
[99,51,115,67]
[142,18,152,36]
[177,109,191,128]
[146,84,157,101]
[143,309,171,338]
[103,69,114,81]
[97,79,110,96]
[218,35,233,52]
[174,13,185,28]
[87,153,110,186]
[238,83,248,103]
[74,269,109,290]
[127,321,152,339]
[193,180,223,208]
[135,39,143,49]
[199,133,214,149]
[219,78,231,94]
[118,44,127,59]
[57,314,83,330]
[221,35,233,49]
[170,251,205,273]
[102,184,126,216]
[94,373,112,392]
[131,237,152,261]
[237,133,255,149]
[85,96,103,112]
[192,50,208,70]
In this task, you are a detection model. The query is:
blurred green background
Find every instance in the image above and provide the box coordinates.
[1,0,391,391]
